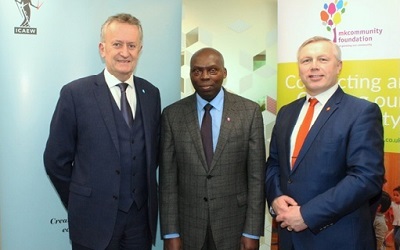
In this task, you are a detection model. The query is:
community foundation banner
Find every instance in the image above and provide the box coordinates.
[0,1,181,249]
[278,1,400,151]
[277,0,400,246]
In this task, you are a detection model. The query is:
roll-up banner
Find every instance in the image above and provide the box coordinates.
[276,1,400,246]
[277,1,400,195]
[0,1,181,249]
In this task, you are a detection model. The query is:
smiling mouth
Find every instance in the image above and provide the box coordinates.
[309,75,324,79]
[117,59,131,63]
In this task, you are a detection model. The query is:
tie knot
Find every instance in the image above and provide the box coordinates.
[309,98,318,107]
[204,103,213,112]
[117,83,129,92]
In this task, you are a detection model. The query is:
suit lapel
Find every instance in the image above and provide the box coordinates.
[133,76,156,170]
[285,98,305,170]
[211,91,235,171]
[93,72,119,154]
[292,87,344,171]
[183,95,210,171]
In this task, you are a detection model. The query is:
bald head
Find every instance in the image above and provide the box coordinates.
[190,48,225,67]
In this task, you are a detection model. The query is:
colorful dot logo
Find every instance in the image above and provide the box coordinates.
[320,0,348,42]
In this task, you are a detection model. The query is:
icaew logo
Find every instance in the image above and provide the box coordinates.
[14,0,43,35]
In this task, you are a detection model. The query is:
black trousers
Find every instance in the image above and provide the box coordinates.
[72,203,151,250]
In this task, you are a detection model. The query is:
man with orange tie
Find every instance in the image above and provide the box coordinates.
[265,36,384,250]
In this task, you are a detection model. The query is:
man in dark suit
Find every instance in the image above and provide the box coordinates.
[44,13,160,250]
[159,48,266,250]
[265,36,384,249]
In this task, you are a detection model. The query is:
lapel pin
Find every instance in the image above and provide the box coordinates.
[142,89,145,93]
[326,107,331,111]
[227,117,231,122]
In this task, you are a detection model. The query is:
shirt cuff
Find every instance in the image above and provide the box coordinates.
[163,233,180,239]
[242,233,259,239]
[165,233,258,239]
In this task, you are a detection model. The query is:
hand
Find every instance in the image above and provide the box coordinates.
[240,236,259,250]
[272,195,298,215]
[163,238,182,250]
[276,205,308,232]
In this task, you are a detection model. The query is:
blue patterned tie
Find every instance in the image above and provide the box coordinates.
[117,83,134,127]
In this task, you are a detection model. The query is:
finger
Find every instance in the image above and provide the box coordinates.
[283,196,298,206]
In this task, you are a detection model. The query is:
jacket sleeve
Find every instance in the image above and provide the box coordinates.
[43,85,77,209]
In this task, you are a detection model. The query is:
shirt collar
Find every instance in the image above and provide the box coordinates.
[103,68,134,89]
[306,84,338,106]
[196,88,224,111]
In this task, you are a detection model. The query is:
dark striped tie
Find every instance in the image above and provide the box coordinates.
[117,83,134,127]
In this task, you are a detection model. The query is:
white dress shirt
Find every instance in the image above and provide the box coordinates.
[104,68,137,119]
[290,84,339,160]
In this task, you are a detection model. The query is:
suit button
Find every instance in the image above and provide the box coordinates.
[131,140,134,144]
[203,197,208,202]
[133,156,136,160]
[288,179,292,184]
[113,195,118,200]
[115,170,120,175]
[207,175,212,179]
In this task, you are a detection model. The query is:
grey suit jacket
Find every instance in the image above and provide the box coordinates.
[159,89,266,250]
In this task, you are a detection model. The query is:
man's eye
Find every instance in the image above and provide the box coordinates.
[113,43,121,47]
[128,44,136,49]
[209,69,217,74]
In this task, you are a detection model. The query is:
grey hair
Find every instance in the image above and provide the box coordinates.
[100,13,143,43]
[297,36,341,61]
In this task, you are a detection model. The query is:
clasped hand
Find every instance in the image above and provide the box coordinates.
[272,195,308,232]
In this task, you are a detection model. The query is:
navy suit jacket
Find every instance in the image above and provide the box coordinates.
[266,87,384,249]
[44,71,160,249]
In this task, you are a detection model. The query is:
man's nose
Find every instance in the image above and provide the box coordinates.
[200,70,210,79]
[120,44,130,56]
[311,60,320,70]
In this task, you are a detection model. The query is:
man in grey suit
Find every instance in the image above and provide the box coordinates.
[44,13,160,249]
[159,48,266,250]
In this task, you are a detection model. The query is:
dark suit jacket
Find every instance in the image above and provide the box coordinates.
[44,71,160,249]
[265,87,384,250]
[159,90,266,250]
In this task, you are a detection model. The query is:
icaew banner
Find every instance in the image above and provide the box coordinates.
[0,1,181,249]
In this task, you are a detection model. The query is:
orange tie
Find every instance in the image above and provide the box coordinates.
[291,98,318,168]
